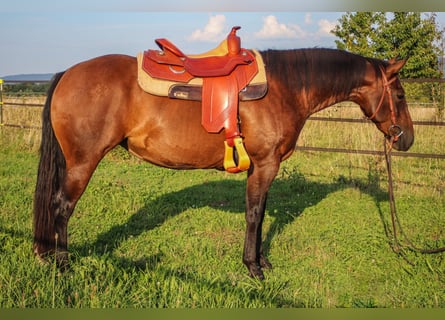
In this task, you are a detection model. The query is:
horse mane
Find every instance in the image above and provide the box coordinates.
[260,48,384,98]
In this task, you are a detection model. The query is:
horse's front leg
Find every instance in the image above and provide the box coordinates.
[243,162,279,279]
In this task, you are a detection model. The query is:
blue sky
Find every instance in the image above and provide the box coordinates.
[1,1,445,76]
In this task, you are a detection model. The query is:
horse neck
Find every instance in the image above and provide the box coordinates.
[302,65,365,116]
[303,87,353,116]
[263,49,367,118]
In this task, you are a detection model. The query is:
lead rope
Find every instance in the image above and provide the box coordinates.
[383,136,445,259]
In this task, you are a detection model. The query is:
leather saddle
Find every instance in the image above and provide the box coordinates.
[142,26,262,173]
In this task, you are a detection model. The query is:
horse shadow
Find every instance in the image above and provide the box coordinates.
[67,166,391,306]
[72,166,388,268]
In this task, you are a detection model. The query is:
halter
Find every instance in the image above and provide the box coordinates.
[367,65,403,142]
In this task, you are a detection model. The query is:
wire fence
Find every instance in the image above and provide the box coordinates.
[1,79,444,160]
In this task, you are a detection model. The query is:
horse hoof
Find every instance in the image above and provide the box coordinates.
[33,244,52,265]
[33,245,70,271]
[260,255,273,270]
[248,263,265,280]
[54,251,70,271]
[35,253,50,266]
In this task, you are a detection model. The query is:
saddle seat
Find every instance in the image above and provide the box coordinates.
[146,26,256,81]
[141,26,263,173]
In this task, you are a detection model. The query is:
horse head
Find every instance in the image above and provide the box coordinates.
[354,58,414,151]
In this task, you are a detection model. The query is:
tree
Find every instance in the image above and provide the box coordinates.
[331,12,444,79]
[332,12,385,58]
[332,12,445,112]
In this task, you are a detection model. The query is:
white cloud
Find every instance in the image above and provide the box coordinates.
[317,19,337,36]
[304,13,312,25]
[188,14,227,42]
[255,15,306,39]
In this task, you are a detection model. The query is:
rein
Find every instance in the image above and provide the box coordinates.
[375,65,445,257]
[384,137,445,256]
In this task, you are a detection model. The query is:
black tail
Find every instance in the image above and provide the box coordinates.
[33,72,66,256]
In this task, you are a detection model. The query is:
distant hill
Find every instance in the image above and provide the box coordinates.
[1,73,54,82]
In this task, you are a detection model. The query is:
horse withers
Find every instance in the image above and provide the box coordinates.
[33,48,413,279]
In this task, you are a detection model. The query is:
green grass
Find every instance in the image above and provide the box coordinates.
[1,110,445,307]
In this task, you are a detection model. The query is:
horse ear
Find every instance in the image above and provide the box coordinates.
[386,58,407,76]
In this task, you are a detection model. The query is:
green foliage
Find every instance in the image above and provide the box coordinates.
[332,13,445,108]
[3,83,50,96]
[333,12,386,57]
[332,12,444,79]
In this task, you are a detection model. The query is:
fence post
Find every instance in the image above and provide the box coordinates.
[439,78,445,118]
[0,79,3,125]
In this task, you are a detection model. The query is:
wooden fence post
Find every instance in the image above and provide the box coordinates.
[0,79,3,125]
[439,82,445,118]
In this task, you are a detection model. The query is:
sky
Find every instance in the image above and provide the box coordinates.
[1,1,445,76]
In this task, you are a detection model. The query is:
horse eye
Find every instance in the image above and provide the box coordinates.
[397,92,405,100]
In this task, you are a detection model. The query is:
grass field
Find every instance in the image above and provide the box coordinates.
[0,99,444,307]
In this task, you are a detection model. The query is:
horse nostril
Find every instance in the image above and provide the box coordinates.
[388,125,403,138]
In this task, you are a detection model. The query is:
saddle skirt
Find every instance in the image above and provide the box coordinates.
[137,49,267,102]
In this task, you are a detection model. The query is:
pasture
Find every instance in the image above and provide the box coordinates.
[0,98,444,307]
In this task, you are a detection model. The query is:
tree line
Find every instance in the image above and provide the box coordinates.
[3,82,51,95]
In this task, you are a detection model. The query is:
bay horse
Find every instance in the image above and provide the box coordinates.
[33,48,414,279]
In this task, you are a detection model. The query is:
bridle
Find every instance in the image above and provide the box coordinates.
[367,65,404,142]
[369,64,445,258]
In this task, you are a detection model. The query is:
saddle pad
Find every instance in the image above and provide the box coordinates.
[137,49,267,101]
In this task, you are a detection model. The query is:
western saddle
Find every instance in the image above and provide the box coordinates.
[141,26,261,173]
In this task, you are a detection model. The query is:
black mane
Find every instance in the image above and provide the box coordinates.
[260,48,384,99]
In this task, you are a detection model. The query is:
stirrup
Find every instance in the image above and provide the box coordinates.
[223,137,251,173]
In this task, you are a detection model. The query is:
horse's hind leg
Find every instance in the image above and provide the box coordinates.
[49,190,76,269]
[52,161,100,269]
[33,127,102,270]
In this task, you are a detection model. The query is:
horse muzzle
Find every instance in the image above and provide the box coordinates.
[387,124,414,151]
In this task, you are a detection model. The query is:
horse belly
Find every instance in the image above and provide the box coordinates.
[126,123,225,170]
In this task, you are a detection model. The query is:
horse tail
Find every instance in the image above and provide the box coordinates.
[33,71,66,256]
